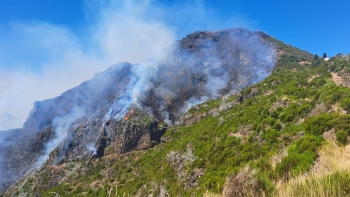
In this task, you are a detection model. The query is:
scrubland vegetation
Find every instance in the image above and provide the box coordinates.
[6,46,350,197]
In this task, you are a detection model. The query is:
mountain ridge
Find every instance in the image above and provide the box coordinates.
[0,27,311,195]
[15,52,350,197]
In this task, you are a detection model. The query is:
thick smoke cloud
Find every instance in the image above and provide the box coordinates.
[0,1,175,131]
[0,0,258,131]
[124,30,276,123]
[0,1,267,194]
[38,28,276,169]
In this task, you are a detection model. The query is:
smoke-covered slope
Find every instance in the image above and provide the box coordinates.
[0,28,292,194]
[0,63,136,193]
[24,54,350,197]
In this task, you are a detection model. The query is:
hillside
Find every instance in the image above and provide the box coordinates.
[25,54,349,197]
[3,29,350,197]
[0,28,279,194]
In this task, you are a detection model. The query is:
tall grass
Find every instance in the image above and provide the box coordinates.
[277,140,350,197]
[277,171,350,197]
[203,191,221,197]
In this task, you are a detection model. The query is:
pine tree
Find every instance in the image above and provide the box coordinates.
[323,52,327,58]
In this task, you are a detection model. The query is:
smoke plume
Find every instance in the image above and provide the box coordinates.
[0,0,259,131]
[0,0,270,194]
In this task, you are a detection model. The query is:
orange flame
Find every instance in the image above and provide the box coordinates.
[123,110,134,120]
[124,114,130,120]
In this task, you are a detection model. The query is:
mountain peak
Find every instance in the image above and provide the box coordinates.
[0,28,296,194]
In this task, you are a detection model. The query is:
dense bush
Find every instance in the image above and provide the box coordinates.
[304,114,333,135]
[275,135,323,179]
[336,130,348,146]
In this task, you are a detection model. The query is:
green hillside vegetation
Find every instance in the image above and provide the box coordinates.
[5,51,350,196]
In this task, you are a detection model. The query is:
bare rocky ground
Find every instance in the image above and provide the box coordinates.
[331,72,345,86]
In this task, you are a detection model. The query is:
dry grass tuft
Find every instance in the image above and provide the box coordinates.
[222,165,262,197]
[309,140,350,176]
[203,191,221,197]
[276,171,350,197]
[277,140,350,197]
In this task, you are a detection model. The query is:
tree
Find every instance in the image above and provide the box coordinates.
[314,54,319,61]
[323,52,327,58]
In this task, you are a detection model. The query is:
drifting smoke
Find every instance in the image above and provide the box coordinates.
[0,1,270,194]
[0,130,15,176]
[0,114,22,131]
[0,0,259,131]
[0,29,275,197]
[33,107,85,169]
[114,29,277,123]
[38,28,276,169]
[181,96,210,114]
[0,0,175,131]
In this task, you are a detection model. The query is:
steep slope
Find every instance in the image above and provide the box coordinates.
[6,52,350,197]
[0,28,281,194]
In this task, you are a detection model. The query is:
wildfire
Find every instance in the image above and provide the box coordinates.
[124,109,135,120]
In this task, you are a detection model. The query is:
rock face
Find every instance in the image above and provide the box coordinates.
[0,28,276,194]
[47,109,166,165]
[103,109,167,154]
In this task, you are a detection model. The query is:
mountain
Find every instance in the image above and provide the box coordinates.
[13,53,350,197]
[0,28,320,196]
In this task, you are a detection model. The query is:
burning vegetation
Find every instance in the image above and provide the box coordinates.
[123,109,134,121]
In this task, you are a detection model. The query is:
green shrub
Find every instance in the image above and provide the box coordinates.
[87,187,93,194]
[340,97,350,111]
[334,115,350,134]
[336,130,348,146]
[270,110,279,119]
[294,135,323,153]
[275,136,323,179]
[272,122,282,130]
[304,113,333,135]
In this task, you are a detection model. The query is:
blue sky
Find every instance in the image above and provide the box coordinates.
[0,0,349,130]
[1,0,349,57]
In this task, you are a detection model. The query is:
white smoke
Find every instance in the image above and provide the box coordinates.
[0,1,175,131]
[0,0,259,131]
[182,96,210,113]
[86,143,98,156]
[33,106,85,169]
[0,1,266,193]
[0,113,22,131]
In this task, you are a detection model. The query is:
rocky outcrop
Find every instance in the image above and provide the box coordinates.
[100,109,166,155]
[46,109,166,166]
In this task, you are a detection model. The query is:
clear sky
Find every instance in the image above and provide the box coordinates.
[0,0,349,130]
[1,0,349,57]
